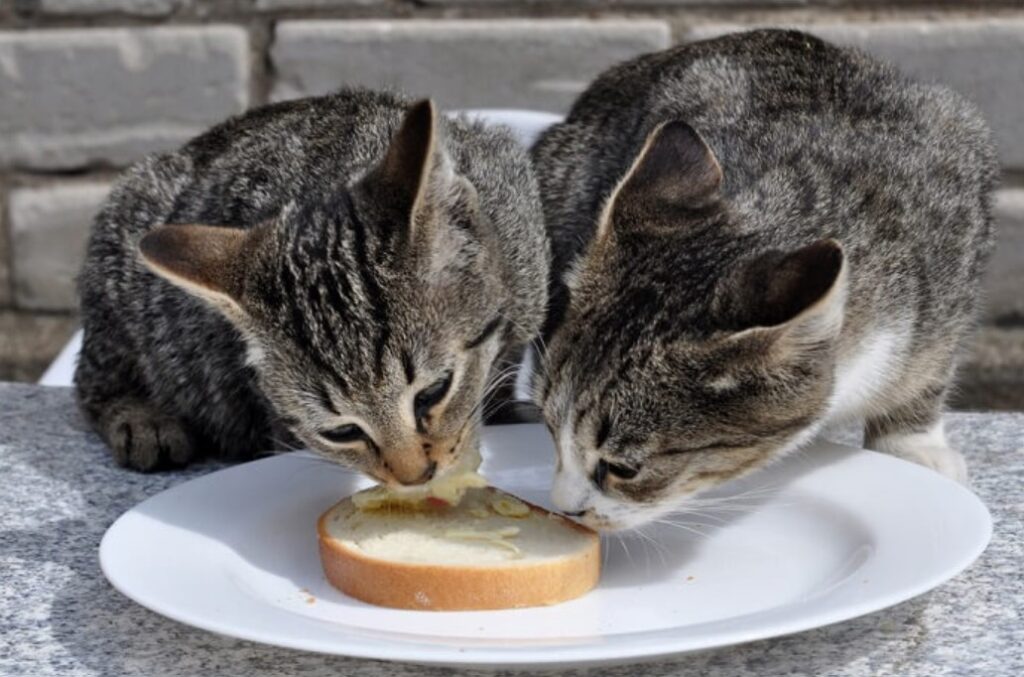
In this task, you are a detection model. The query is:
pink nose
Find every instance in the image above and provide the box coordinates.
[382,448,435,485]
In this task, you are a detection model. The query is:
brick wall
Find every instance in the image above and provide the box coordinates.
[1,0,1022,409]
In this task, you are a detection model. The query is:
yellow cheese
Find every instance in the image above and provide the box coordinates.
[490,495,531,518]
[427,470,488,504]
[353,445,487,512]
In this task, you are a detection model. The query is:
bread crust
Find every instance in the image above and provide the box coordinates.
[317,494,600,611]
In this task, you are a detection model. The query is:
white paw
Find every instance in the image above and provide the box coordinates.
[896,442,968,484]
[872,426,968,485]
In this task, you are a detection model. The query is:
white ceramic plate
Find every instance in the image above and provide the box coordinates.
[100,424,991,668]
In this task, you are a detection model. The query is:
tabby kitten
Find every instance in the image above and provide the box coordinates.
[530,30,997,530]
[76,89,548,481]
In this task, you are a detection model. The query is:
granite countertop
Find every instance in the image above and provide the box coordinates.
[1,381,1021,676]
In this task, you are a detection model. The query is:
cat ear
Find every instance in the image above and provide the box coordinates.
[138,224,251,317]
[722,239,847,349]
[597,120,722,239]
[368,99,457,238]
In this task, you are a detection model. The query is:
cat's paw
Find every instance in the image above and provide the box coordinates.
[871,428,968,485]
[104,403,195,472]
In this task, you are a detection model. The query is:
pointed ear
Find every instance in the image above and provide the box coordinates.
[367,99,454,238]
[139,224,251,316]
[597,120,722,239]
[721,239,847,349]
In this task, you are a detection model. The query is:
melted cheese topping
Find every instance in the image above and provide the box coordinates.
[329,486,592,565]
[490,495,531,518]
[352,445,486,511]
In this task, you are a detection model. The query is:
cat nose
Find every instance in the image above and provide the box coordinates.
[382,448,435,485]
[551,469,589,513]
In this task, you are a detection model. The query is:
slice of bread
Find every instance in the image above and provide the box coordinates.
[318,486,601,611]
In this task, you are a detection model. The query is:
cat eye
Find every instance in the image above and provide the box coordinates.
[414,371,453,418]
[660,439,744,455]
[593,458,641,488]
[320,423,365,445]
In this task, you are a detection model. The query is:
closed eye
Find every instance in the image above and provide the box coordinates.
[320,423,365,444]
[593,458,641,488]
[606,461,640,479]
[414,371,453,419]
[661,439,749,455]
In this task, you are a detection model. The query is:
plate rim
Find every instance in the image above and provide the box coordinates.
[99,430,992,668]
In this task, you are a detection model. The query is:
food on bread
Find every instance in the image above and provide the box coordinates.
[350,468,487,511]
[318,485,600,610]
[351,444,488,511]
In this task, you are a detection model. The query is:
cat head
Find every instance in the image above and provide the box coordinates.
[537,120,847,530]
[139,100,512,487]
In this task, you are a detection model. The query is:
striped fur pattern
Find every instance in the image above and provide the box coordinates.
[75,89,548,478]
[530,30,997,530]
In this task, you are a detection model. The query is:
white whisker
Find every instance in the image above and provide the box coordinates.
[653,518,713,539]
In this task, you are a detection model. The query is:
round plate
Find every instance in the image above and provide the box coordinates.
[99,424,990,668]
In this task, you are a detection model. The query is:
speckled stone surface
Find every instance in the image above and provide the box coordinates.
[1,382,1021,676]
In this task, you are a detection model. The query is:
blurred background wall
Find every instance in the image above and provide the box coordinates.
[0,0,1021,409]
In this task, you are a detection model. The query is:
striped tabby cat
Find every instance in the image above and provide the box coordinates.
[76,89,548,479]
[530,30,997,530]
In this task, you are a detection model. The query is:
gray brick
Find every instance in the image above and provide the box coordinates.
[39,0,181,15]
[9,182,111,311]
[686,20,1024,169]
[0,26,250,170]
[953,327,1024,412]
[0,309,78,383]
[255,0,382,8]
[985,188,1024,323]
[271,20,671,112]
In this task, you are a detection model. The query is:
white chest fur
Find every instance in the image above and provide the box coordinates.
[826,328,905,422]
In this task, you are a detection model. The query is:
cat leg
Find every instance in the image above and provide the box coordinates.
[75,329,196,471]
[864,386,968,484]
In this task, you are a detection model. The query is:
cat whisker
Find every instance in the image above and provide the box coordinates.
[469,362,522,421]
[670,508,728,524]
[652,518,714,539]
[615,532,635,568]
[633,524,669,569]
[269,434,306,454]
